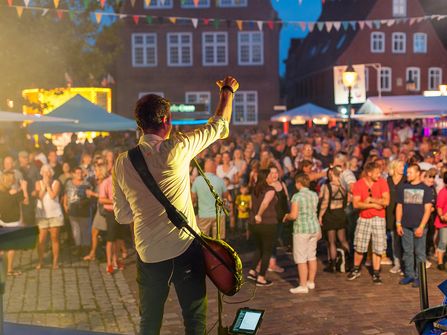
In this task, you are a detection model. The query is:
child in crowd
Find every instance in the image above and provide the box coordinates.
[235,184,251,239]
[283,173,321,294]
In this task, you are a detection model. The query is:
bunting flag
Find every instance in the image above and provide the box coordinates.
[3,2,447,34]
[193,0,199,7]
[16,5,23,17]
[236,20,243,31]
[144,0,150,6]
[95,12,102,24]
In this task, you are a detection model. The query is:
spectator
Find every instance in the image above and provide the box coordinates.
[435,172,447,270]
[47,149,62,179]
[235,184,251,239]
[283,173,321,294]
[18,150,40,226]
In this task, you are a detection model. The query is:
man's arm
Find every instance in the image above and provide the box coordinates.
[415,203,433,238]
[370,191,390,208]
[214,76,239,122]
[353,195,382,210]
[395,203,404,236]
[112,158,133,225]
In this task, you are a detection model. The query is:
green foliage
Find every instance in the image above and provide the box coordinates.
[0,3,123,111]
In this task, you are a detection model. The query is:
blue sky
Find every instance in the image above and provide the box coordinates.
[271,0,322,76]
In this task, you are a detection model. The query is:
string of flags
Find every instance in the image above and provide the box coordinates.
[3,0,447,32]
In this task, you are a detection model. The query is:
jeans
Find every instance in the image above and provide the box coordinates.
[437,227,447,253]
[402,227,427,279]
[391,230,403,264]
[68,216,91,246]
[137,240,207,335]
[250,224,277,276]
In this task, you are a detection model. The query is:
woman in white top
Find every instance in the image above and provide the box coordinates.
[216,152,238,191]
[35,164,63,270]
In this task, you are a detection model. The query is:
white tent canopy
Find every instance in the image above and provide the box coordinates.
[353,95,447,121]
[271,103,343,124]
[0,110,77,123]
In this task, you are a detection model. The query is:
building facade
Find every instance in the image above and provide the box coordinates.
[285,0,447,110]
[114,0,280,125]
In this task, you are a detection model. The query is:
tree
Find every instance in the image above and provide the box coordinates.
[0,2,123,112]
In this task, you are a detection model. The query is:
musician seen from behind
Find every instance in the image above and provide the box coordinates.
[113,76,239,335]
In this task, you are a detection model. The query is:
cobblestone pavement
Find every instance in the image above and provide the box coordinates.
[5,238,447,335]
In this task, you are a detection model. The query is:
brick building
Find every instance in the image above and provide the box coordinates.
[114,0,280,125]
[285,0,447,110]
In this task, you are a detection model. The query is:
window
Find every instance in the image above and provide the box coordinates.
[181,0,210,8]
[428,68,442,91]
[138,92,164,99]
[238,32,264,65]
[167,33,193,67]
[393,0,406,17]
[233,91,258,125]
[365,67,369,92]
[185,92,211,112]
[132,33,157,67]
[371,32,385,53]
[144,0,172,8]
[217,0,247,7]
[413,33,427,53]
[406,67,421,91]
[202,32,228,66]
[392,32,406,53]
[379,67,392,92]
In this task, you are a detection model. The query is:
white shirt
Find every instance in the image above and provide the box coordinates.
[113,118,229,263]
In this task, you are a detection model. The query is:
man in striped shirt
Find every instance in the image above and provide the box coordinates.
[283,173,321,294]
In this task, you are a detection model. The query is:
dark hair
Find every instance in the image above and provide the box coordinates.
[134,94,171,131]
[363,161,378,174]
[253,169,269,197]
[443,171,447,185]
[408,163,421,173]
[295,173,310,188]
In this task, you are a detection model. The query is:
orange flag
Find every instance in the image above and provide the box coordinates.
[95,12,102,24]
[236,20,243,31]
[53,0,59,8]
[16,6,24,17]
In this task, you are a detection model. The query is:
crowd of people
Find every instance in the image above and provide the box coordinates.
[1,119,446,295]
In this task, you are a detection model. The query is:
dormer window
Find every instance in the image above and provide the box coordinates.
[393,0,406,17]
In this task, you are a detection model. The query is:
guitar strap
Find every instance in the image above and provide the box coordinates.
[127,145,189,232]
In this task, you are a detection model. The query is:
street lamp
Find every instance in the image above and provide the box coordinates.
[342,64,358,138]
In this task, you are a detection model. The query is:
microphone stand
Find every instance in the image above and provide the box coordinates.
[192,158,230,335]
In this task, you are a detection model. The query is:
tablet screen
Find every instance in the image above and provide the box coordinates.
[231,309,263,334]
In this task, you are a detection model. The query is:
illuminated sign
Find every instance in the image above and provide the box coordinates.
[171,104,196,112]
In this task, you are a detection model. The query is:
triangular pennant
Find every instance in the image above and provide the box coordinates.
[144,0,150,6]
[341,21,349,30]
[56,9,63,19]
[191,18,198,28]
[380,19,387,24]
[308,22,315,32]
[256,20,263,31]
[146,15,153,24]
[213,18,220,28]
[53,0,59,8]
[333,22,341,31]
[16,6,23,17]
[299,22,306,31]
[317,22,325,31]
[119,13,126,19]
[193,0,199,6]
[95,12,102,24]
[267,20,274,30]
[100,0,105,8]
[325,21,333,32]
[236,20,243,31]
[416,17,424,23]
[203,18,209,25]
[133,15,139,24]
[83,0,89,8]
[68,9,75,19]
[358,21,365,30]
[387,19,395,27]
[23,0,29,7]
[7,0,12,6]
[373,20,381,29]
[349,21,356,30]
[248,21,254,29]
[365,20,373,29]
[169,17,177,24]
[41,8,49,15]
[130,0,135,7]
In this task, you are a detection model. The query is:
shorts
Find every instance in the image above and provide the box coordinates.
[354,217,386,254]
[293,232,320,264]
[197,216,226,240]
[103,211,118,242]
[36,216,64,229]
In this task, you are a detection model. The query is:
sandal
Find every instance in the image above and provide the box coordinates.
[83,254,96,261]
[247,269,258,281]
[7,270,22,276]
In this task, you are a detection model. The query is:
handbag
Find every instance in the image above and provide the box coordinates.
[128,145,242,296]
